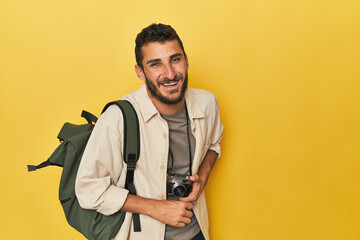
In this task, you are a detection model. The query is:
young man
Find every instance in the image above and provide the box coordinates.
[75,23,223,240]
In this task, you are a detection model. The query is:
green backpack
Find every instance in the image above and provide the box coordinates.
[28,100,141,240]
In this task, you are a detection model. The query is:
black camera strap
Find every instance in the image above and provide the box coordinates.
[184,103,192,176]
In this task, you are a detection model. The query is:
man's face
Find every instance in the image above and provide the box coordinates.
[137,40,189,105]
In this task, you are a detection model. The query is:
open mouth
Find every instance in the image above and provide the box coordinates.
[159,77,182,90]
[161,81,178,87]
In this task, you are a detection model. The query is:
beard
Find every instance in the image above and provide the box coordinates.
[145,73,188,105]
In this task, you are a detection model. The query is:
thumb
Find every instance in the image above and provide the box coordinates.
[190,175,199,182]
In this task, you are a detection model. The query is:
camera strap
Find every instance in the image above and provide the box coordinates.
[184,103,192,176]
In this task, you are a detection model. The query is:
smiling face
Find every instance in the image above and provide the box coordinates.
[135,39,189,107]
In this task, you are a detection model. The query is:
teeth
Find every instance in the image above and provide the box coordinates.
[162,82,177,86]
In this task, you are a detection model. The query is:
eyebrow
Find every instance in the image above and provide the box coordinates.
[146,58,161,65]
[146,53,184,65]
[170,53,183,59]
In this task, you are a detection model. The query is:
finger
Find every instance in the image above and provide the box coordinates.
[190,175,199,181]
[179,195,196,202]
[175,222,186,228]
[180,187,197,199]
[184,202,194,210]
[181,216,192,224]
[179,188,199,202]
[184,209,193,218]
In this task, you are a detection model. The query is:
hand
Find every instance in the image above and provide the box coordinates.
[148,200,194,227]
[178,175,205,204]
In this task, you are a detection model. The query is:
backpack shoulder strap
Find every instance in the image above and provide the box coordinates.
[102,100,141,232]
[102,100,140,165]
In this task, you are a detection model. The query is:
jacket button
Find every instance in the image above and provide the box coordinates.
[163,133,167,139]
[160,164,165,170]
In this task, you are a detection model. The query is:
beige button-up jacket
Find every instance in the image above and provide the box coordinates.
[75,84,223,240]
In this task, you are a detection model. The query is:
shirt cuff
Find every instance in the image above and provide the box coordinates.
[97,185,129,216]
[209,144,221,158]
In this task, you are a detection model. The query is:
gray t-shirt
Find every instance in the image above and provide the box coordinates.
[161,105,201,240]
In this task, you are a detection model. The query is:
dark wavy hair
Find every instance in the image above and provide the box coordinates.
[135,23,186,69]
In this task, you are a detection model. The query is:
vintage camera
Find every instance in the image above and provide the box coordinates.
[166,174,193,197]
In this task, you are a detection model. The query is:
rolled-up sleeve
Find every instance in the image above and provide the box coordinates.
[75,105,129,216]
[208,95,223,157]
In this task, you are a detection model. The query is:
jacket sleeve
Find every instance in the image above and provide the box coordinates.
[208,95,224,157]
[75,105,129,216]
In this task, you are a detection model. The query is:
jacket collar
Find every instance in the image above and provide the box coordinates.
[185,89,205,120]
[136,84,158,123]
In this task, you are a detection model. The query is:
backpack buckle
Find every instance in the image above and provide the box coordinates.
[126,153,137,169]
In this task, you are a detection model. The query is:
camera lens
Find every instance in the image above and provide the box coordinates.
[173,185,186,197]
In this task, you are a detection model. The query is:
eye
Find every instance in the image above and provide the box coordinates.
[150,62,160,67]
[171,57,181,63]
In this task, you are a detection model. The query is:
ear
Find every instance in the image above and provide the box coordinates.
[135,65,145,81]
[185,54,189,70]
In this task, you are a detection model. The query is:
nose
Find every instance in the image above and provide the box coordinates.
[163,63,175,80]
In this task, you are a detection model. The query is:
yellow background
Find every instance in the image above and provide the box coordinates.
[1,0,360,239]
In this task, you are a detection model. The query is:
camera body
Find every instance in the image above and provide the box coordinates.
[166,174,193,197]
